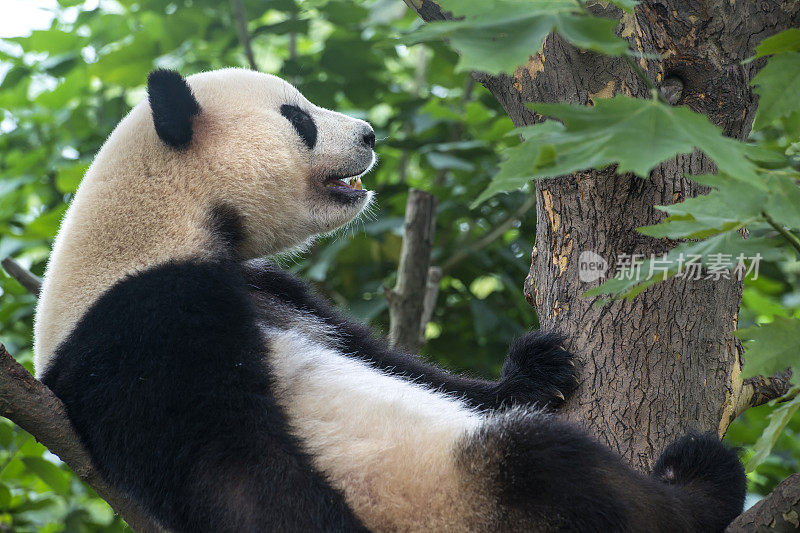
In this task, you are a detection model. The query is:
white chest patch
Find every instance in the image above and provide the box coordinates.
[265,327,486,532]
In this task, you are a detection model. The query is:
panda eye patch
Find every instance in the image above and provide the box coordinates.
[280,104,317,150]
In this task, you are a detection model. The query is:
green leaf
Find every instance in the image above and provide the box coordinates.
[736,316,800,378]
[11,30,84,55]
[752,52,800,131]
[638,215,745,240]
[746,392,800,472]
[471,123,563,206]
[765,172,800,231]
[20,457,69,496]
[474,97,761,204]
[532,97,759,179]
[425,152,476,171]
[470,275,503,299]
[0,483,10,509]
[408,0,629,74]
[639,173,767,240]
[55,162,89,194]
[639,171,800,241]
[753,28,800,58]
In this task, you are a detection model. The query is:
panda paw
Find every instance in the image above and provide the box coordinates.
[496,331,579,409]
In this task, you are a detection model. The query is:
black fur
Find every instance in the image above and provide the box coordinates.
[42,259,365,533]
[243,259,578,410]
[147,69,200,148]
[501,332,578,408]
[43,253,745,532]
[280,104,318,149]
[243,259,745,531]
[462,413,744,532]
[208,203,245,253]
[653,432,747,532]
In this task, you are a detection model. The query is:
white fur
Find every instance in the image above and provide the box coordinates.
[34,68,373,374]
[266,327,490,532]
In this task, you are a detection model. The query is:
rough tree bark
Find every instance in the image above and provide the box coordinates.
[405,0,798,528]
[728,473,800,532]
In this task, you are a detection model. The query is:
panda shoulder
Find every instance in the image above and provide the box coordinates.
[242,259,318,309]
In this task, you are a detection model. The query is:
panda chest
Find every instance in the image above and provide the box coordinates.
[258,310,483,532]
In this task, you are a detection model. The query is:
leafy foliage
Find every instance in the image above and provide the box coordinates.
[745,391,800,473]
[425,18,800,383]
[472,98,759,205]
[407,0,630,74]
[751,52,800,131]
[736,318,800,379]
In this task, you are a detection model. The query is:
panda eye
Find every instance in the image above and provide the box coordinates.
[280,104,317,150]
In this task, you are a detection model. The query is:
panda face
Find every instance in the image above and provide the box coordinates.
[147,68,376,258]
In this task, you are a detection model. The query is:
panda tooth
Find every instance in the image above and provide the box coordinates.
[354,177,363,190]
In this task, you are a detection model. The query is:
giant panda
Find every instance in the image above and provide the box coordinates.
[33,68,746,532]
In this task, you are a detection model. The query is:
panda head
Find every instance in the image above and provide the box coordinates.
[143,68,375,257]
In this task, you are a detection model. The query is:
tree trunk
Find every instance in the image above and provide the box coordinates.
[405,0,800,471]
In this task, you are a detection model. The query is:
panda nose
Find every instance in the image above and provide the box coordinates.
[361,128,375,150]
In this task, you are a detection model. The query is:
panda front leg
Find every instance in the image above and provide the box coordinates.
[328,321,580,410]
[322,307,580,410]
[243,260,579,411]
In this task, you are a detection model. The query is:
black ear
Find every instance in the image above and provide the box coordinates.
[147,69,200,148]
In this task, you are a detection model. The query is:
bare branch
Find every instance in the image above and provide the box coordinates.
[0,344,162,532]
[2,257,42,297]
[418,266,442,346]
[229,0,257,70]
[734,368,795,419]
[388,189,437,352]
[727,473,800,532]
[401,0,449,22]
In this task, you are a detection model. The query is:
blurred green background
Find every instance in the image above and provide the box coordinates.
[0,1,796,530]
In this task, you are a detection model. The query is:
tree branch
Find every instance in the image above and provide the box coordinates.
[229,0,257,70]
[418,266,442,345]
[388,189,438,352]
[734,368,795,419]
[440,194,536,274]
[763,211,800,258]
[727,473,800,532]
[0,344,162,532]
[1,257,42,297]
[401,0,448,22]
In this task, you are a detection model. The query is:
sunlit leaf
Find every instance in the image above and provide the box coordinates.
[746,392,800,472]
[753,28,800,58]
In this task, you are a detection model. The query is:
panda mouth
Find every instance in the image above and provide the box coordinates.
[321,154,375,201]
[324,175,364,191]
